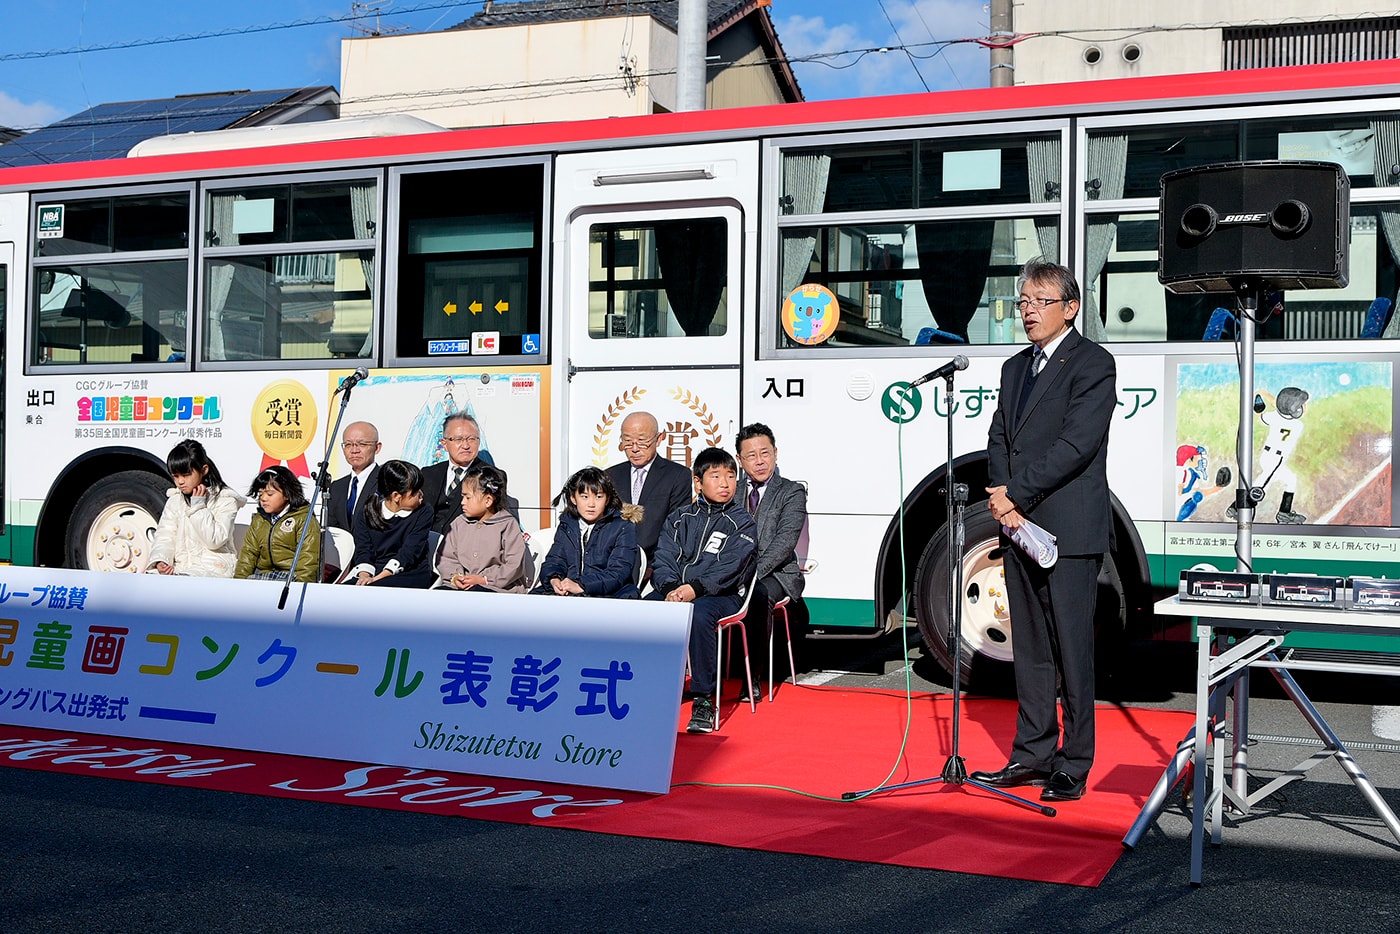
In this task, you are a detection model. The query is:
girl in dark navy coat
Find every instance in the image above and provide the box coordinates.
[532,467,642,599]
[343,459,435,588]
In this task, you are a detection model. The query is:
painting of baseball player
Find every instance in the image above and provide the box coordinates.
[1227,386,1309,524]
[1175,443,1231,521]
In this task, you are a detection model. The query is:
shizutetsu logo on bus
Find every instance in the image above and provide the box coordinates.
[78,395,222,423]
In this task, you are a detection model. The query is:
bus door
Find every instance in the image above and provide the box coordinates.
[553,143,757,497]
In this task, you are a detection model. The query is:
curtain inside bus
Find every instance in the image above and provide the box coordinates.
[1370,117,1400,339]
[653,218,726,337]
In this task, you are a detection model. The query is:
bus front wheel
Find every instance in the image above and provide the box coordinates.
[65,471,168,572]
[913,500,1127,688]
[914,501,1014,687]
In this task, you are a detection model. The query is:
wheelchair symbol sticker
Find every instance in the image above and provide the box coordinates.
[522,334,541,354]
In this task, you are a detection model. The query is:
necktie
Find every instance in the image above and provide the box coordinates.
[448,466,465,500]
[748,484,760,515]
[347,475,359,524]
[1017,350,1044,419]
[632,466,646,502]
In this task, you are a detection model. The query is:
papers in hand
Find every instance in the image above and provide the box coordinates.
[1002,519,1057,568]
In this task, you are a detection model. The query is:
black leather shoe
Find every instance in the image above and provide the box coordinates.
[969,762,1050,788]
[1040,770,1087,802]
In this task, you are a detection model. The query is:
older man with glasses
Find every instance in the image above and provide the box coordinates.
[606,410,693,565]
[421,412,497,536]
[328,421,382,533]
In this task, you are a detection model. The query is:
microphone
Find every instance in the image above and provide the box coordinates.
[909,355,969,388]
[334,366,370,394]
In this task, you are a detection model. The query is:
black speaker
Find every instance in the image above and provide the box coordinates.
[1159,160,1349,292]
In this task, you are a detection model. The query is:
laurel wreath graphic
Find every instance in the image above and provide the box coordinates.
[671,387,723,447]
[591,387,647,465]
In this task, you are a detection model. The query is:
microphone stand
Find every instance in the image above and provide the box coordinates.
[843,369,1055,816]
[279,376,357,609]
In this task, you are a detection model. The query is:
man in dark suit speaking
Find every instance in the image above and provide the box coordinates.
[971,259,1116,804]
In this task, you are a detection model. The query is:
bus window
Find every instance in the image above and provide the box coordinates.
[202,177,377,362]
[394,163,542,359]
[31,189,191,368]
[1093,205,1400,342]
[588,218,728,339]
[33,261,188,366]
[778,217,1057,348]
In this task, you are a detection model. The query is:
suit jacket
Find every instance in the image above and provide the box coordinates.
[986,327,1116,556]
[421,456,495,536]
[608,455,693,559]
[736,470,807,602]
[328,464,379,533]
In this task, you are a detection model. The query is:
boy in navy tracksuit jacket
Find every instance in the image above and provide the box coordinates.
[646,446,757,733]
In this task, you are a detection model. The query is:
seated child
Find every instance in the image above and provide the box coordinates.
[235,465,322,583]
[436,464,530,593]
[147,439,244,577]
[645,447,757,734]
[531,466,641,599]
[343,459,434,588]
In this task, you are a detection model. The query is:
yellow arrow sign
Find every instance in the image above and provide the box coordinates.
[443,301,457,316]
[495,300,509,314]
[469,300,483,315]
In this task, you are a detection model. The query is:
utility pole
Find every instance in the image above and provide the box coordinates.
[989,0,1014,87]
[676,0,707,111]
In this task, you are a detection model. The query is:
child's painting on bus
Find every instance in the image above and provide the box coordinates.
[1169,360,1392,526]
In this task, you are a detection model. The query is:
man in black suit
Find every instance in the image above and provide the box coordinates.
[606,411,692,564]
[421,413,496,536]
[734,423,807,703]
[327,421,381,533]
[972,259,1116,804]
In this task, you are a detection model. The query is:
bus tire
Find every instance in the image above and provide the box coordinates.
[913,500,1127,689]
[914,500,1013,688]
[65,470,169,572]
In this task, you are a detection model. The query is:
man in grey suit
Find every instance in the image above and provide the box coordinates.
[735,423,807,703]
[972,259,1116,804]
[328,421,381,533]
[607,411,693,564]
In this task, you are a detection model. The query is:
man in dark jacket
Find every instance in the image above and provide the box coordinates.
[646,447,757,734]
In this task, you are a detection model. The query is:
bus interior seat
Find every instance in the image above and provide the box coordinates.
[1362,297,1393,338]
[1202,307,1236,340]
[915,327,967,345]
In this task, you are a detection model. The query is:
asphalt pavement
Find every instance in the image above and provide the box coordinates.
[3,635,1398,933]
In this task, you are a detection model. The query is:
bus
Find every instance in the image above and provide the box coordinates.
[3,60,1399,684]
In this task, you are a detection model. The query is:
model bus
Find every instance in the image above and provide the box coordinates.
[3,60,1399,684]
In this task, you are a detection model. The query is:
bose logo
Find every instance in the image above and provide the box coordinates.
[1218,213,1270,225]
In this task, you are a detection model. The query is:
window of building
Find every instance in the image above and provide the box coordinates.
[394,164,542,359]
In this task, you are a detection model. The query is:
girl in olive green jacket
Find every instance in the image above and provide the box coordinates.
[234,465,322,583]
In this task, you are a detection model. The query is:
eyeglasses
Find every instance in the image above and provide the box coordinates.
[740,448,774,463]
[443,435,480,445]
[620,436,658,450]
[341,441,376,450]
[1015,297,1070,312]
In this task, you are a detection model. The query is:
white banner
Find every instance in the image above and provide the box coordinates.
[0,569,690,793]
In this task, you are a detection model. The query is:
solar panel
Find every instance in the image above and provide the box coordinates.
[0,89,313,167]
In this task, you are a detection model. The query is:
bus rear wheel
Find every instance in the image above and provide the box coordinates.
[65,470,168,572]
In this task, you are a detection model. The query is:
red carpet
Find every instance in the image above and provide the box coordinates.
[0,684,1191,886]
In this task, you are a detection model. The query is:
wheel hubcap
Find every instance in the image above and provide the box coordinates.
[958,539,1014,663]
[87,503,158,573]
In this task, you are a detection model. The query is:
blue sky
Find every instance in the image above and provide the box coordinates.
[0,0,992,130]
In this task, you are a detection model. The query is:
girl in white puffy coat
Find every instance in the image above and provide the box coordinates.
[146,440,244,577]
